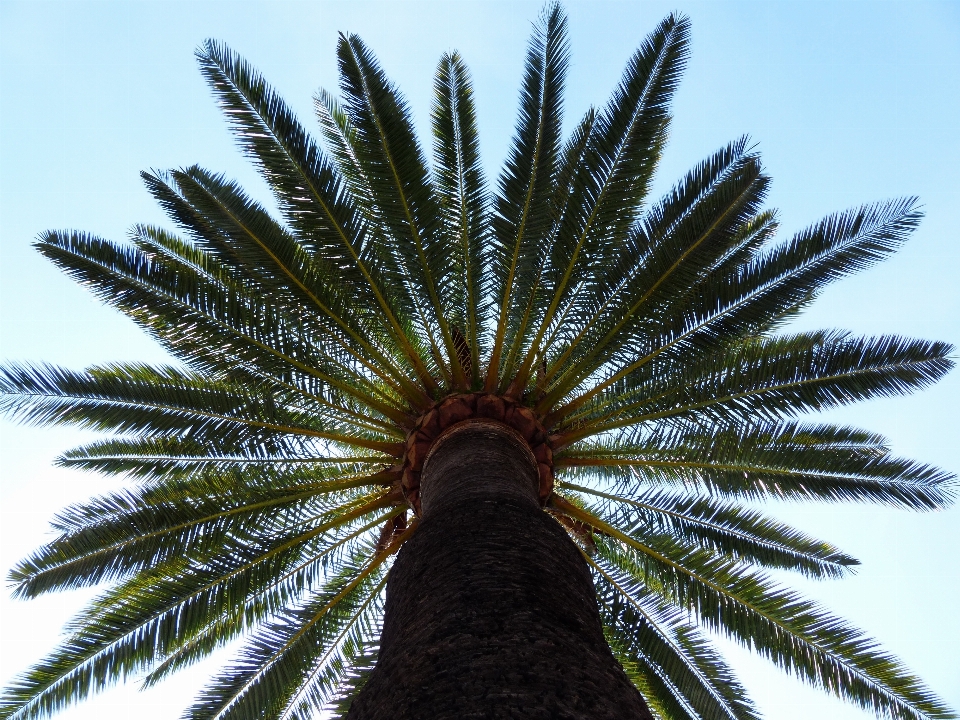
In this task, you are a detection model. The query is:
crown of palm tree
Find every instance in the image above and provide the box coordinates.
[0,6,955,720]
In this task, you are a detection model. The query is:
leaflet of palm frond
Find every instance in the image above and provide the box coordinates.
[432,51,489,379]
[196,41,438,393]
[705,209,780,277]
[556,420,953,509]
[0,364,404,458]
[336,34,463,387]
[333,38,459,310]
[49,469,388,542]
[315,88,428,335]
[486,3,567,391]
[129,229,314,386]
[185,530,410,720]
[541,139,768,410]
[562,333,953,442]
[569,335,852,429]
[605,656,691,720]
[38,230,339,382]
[58,436,392,479]
[592,208,785,372]
[130,214,259,297]
[196,42,376,284]
[147,167,424,402]
[569,502,954,720]
[564,331,947,431]
[9,479,394,597]
[592,557,760,720]
[0,506,398,720]
[10,522,388,716]
[142,168,319,298]
[563,481,856,578]
[509,14,690,393]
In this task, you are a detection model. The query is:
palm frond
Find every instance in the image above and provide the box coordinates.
[561,498,955,720]
[542,138,768,411]
[336,33,463,388]
[432,51,489,383]
[485,2,568,391]
[557,421,954,509]
[510,14,690,393]
[185,525,413,720]
[9,478,395,598]
[196,40,438,395]
[57,436,391,479]
[560,333,954,442]
[0,363,403,457]
[590,553,760,720]
[566,481,857,578]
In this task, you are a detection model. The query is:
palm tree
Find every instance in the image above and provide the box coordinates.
[0,4,955,719]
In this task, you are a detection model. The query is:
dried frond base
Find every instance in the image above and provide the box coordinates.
[401,393,555,513]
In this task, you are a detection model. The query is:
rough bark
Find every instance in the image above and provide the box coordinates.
[347,421,654,720]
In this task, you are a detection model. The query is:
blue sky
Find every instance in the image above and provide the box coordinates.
[1,1,957,718]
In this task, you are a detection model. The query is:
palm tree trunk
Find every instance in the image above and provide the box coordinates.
[347,421,654,719]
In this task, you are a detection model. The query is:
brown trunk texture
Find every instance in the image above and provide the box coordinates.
[346,422,654,720]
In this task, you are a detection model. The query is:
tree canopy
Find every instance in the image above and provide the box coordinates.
[0,5,955,720]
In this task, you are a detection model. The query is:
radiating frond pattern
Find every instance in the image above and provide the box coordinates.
[1,5,954,720]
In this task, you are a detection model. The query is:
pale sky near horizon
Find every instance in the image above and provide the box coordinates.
[1,1,958,718]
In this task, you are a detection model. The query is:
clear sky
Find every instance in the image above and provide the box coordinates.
[0,1,957,718]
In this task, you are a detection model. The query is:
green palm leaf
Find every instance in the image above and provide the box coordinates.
[565,481,857,578]
[58,436,391,479]
[592,556,761,720]
[557,420,953,509]
[186,530,409,720]
[509,13,690,393]
[563,499,954,720]
[432,51,489,383]
[486,2,568,392]
[558,332,953,443]
[336,34,463,387]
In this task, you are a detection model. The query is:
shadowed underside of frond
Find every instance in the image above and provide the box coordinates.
[0,4,955,720]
